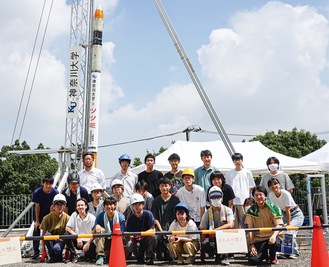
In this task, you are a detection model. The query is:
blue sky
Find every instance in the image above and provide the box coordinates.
[1,0,328,183]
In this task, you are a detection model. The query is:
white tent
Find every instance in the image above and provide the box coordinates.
[301,143,329,172]
[131,140,321,175]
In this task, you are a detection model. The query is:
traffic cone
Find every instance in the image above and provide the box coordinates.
[109,222,126,267]
[311,216,329,267]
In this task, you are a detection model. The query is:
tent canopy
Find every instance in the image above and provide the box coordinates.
[301,143,329,172]
[131,140,321,175]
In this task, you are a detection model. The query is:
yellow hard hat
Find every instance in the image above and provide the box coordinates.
[182,168,195,178]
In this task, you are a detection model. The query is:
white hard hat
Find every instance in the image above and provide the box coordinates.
[208,186,223,198]
[90,183,103,192]
[53,193,67,204]
[130,193,145,205]
[111,179,124,189]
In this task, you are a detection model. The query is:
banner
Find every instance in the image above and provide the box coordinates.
[216,229,248,254]
[0,237,21,265]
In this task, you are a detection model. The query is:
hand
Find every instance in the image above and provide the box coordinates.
[83,242,90,252]
[268,236,276,245]
[77,238,83,248]
[250,245,257,257]
[34,221,40,230]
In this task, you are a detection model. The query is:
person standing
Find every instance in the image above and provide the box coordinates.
[226,152,255,228]
[164,153,183,195]
[245,186,284,265]
[110,154,138,199]
[194,150,218,193]
[138,154,163,198]
[200,186,234,265]
[78,152,106,194]
[268,178,304,258]
[62,172,91,215]
[40,194,70,263]
[260,156,295,194]
[31,176,59,260]
[176,168,206,226]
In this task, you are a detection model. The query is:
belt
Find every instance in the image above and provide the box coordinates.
[290,205,299,212]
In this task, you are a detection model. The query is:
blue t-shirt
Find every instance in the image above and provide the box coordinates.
[32,187,59,220]
[126,210,156,232]
[92,211,125,233]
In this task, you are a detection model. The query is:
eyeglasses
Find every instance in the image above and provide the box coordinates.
[54,202,65,206]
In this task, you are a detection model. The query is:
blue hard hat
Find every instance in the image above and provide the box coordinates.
[118,154,131,163]
[174,202,189,215]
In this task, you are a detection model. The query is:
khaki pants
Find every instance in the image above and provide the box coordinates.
[169,240,200,258]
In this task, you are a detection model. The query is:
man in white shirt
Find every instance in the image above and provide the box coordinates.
[226,152,255,228]
[110,154,138,199]
[78,152,106,194]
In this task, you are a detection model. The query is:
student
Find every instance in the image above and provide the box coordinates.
[84,197,125,265]
[245,186,284,265]
[31,176,59,260]
[194,149,219,193]
[226,152,255,228]
[208,171,235,209]
[164,153,183,195]
[200,186,234,265]
[135,180,154,211]
[268,178,304,258]
[126,193,157,265]
[40,194,70,263]
[260,156,295,194]
[62,172,91,215]
[168,202,200,264]
[138,154,163,198]
[110,154,138,199]
[111,179,132,219]
[88,183,104,217]
[65,198,96,263]
[176,168,206,226]
[78,152,106,194]
[151,177,180,260]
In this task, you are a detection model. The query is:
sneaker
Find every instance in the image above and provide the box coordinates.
[70,255,78,263]
[145,258,154,265]
[177,256,184,264]
[215,255,222,264]
[136,257,145,264]
[270,255,279,265]
[288,254,299,259]
[31,253,39,260]
[221,257,230,265]
[65,250,70,261]
[185,256,195,264]
[96,256,105,265]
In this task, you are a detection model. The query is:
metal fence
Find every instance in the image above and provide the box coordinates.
[0,187,328,229]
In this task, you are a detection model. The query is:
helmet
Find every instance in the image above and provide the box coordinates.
[174,202,189,215]
[111,179,124,189]
[181,168,195,178]
[118,154,131,163]
[90,183,103,192]
[130,193,145,205]
[53,194,67,204]
[67,172,80,183]
[208,186,223,198]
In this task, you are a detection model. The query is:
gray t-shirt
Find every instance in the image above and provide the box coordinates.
[260,171,295,194]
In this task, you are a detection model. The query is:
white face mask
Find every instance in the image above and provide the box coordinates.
[244,205,251,212]
[268,163,278,171]
[210,198,221,207]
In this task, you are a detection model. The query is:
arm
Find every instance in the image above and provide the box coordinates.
[155,220,163,232]
[285,207,291,225]
[34,203,40,229]
[83,228,96,252]
[214,220,234,230]
[228,199,233,209]
[200,206,205,222]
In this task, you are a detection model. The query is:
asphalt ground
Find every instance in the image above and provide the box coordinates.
[7,247,314,267]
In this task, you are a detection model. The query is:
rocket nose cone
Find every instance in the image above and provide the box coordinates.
[94,5,104,19]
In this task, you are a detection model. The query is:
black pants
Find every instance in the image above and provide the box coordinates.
[65,235,96,260]
[33,227,41,255]
[248,237,281,265]
[201,241,228,260]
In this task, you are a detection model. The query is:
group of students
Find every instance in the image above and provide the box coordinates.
[31,150,304,266]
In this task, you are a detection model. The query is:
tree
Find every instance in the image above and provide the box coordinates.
[0,140,58,195]
[132,146,168,167]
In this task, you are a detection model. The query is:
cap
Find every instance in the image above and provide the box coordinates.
[208,186,223,198]
[111,179,124,189]
[90,183,103,192]
[53,193,67,204]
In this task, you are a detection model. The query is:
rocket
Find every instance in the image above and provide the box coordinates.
[87,5,104,160]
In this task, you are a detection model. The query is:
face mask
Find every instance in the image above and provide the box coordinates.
[244,205,251,212]
[210,198,221,207]
[268,163,278,171]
